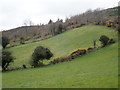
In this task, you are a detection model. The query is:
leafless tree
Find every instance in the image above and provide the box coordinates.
[23,19,34,26]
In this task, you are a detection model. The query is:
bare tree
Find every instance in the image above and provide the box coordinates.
[23,19,34,26]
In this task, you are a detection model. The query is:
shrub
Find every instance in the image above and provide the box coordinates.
[24,37,31,41]
[87,48,94,52]
[106,20,113,27]
[31,46,53,67]
[1,37,10,49]
[49,56,72,65]
[20,37,25,44]
[57,24,63,34]
[99,35,110,47]
[0,50,14,71]
[22,64,26,68]
[44,34,48,36]
[70,49,86,56]
[108,39,115,44]
[33,35,41,39]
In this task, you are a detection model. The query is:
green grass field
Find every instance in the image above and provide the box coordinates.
[7,25,118,68]
[3,42,118,88]
[2,25,118,88]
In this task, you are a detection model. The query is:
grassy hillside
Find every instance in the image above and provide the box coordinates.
[0,72,1,89]
[2,25,118,88]
[3,42,118,88]
[7,25,118,68]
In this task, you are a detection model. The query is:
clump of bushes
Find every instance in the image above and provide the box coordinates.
[1,50,14,71]
[20,37,25,44]
[99,35,110,47]
[22,64,27,68]
[49,56,72,65]
[31,46,53,67]
[33,35,41,39]
[108,38,115,44]
[49,49,87,65]
[44,33,48,36]
[99,35,115,47]
[70,49,86,59]
[44,33,50,37]
[87,48,95,53]
[24,37,31,41]
[106,20,113,27]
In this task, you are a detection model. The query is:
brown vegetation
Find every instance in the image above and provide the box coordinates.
[1,6,118,43]
[49,49,88,65]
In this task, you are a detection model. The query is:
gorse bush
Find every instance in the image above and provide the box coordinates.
[31,46,53,67]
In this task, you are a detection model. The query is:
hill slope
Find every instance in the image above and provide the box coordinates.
[7,25,118,68]
[2,25,118,88]
[3,42,118,88]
